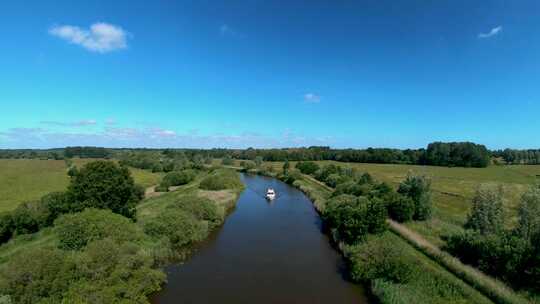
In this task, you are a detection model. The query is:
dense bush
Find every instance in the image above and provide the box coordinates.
[0,239,165,303]
[398,173,432,220]
[516,186,540,241]
[199,170,243,190]
[161,169,197,187]
[388,194,415,222]
[143,209,207,249]
[465,184,504,235]
[10,201,49,235]
[172,195,222,228]
[346,233,414,284]
[0,213,13,243]
[295,161,320,175]
[66,161,144,219]
[323,195,387,244]
[443,230,533,288]
[54,208,142,250]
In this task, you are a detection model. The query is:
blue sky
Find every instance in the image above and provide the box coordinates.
[1,0,539,149]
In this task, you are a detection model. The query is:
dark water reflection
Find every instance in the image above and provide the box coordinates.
[151,174,368,303]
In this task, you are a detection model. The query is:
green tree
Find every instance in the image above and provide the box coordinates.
[54,208,142,251]
[516,186,540,241]
[254,156,264,167]
[465,184,504,235]
[397,173,432,220]
[66,161,144,219]
[283,159,290,175]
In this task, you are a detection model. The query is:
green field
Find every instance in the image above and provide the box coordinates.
[260,160,540,246]
[0,159,162,213]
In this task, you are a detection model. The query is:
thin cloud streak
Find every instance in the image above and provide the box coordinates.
[478,26,502,39]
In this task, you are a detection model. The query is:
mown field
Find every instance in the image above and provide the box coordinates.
[0,159,162,213]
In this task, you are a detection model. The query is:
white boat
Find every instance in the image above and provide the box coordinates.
[266,188,276,200]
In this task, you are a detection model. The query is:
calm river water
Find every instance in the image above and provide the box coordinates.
[151,173,369,303]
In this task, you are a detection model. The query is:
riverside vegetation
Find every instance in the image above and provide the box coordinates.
[247,159,535,304]
[0,158,244,303]
[1,144,540,303]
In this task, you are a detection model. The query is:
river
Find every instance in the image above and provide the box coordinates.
[151,173,369,303]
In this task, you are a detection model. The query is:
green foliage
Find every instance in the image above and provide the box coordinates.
[0,247,72,303]
[64,146,110,159]
[161,169,197,187]
[143,209,207,249]
[516,186,540,241]
[426,142,490,168]
[388,194,415,222]
[443,230,534,289]
[398,173,432,220]
[221,156,234,166]
[10,201,49,235]
[295,161,320,175]
[0,213,12,243]
[199,169,243,191]
[54,208,142,251]
[346,234,414,284]
[40,192,70,226]
[0,239,165,304]
[171,195,222,228]
[254,156,264,167]
[323,194,387,244]
[465,184,504,235]
[66,161,144,219]
[282,159,290,174]
[61,239,165,303]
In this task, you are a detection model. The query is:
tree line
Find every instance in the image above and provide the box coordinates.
[5,142,540,168]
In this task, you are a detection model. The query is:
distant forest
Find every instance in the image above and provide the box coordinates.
[0,142,538,168]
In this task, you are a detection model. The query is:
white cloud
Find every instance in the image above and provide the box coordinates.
[478,26,502,39]
[41,119,97,127]
[219,24,242,38]
[49,22,129,53]
[304,93,321,103]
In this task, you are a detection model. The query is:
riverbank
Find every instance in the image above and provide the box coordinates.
[251,169,498,304]
[0,167,245,303]
[151,173,369,303]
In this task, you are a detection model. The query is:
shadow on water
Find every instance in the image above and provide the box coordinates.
[151,173,371,304]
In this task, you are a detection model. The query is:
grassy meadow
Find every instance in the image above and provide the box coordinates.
[0,159,162,213]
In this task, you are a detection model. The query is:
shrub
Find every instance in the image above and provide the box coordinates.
[388,195,415,222]
[347,234,414,284]
[0,247,72,303]
[54,208,142,250]
[221,156,234,166]
[40,191,70,226]
[0,240,165,304]
[443,230,533,288]
[398,173,432,220]
[143,209,207,249]
[516,186,540,241]
[199,170,243,191]
[0,213,13,243]
[10,201,50,235]
[172,196,222,228]
[465,184,504,235]
[66,161,144,219]
[323,195,387,244]
[62,239,165,303]
[162,169,197,187]
[295,161,320,175]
